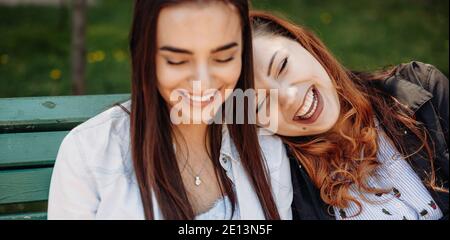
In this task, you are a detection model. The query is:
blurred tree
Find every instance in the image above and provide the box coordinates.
[58,0,68,30]
[71,0,86,95]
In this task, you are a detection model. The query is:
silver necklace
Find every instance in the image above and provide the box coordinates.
[174,143,209,187]
[185,159,208,187]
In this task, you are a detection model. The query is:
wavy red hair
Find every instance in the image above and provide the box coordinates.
[250,10,446,217]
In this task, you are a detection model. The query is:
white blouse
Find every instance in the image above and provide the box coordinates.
[47,100,293,220]
[195,196,240,220]
[333,120,443,220]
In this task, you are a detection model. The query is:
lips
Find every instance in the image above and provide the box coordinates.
[293,85,324,124]
[179,89,219,107]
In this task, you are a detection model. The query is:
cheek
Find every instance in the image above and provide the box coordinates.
[156,59,187,90]
[156,75,188,111]
[313,63,334,89]
[326,88,341,118]
[215,59,242,88]
[254,74,271,91]
[313,67,340,115]
[156,59,184,85]
[314,86,340,133]
[317,70,340,111]
[275,118,304,137]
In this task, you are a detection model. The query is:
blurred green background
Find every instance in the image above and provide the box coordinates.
[0,0,448,98]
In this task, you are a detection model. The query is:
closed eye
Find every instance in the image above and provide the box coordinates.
[167,60,188,65]
[215,57,234,64]
[278,57,288,77]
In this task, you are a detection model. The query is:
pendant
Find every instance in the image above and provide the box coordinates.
[195,176,202,186]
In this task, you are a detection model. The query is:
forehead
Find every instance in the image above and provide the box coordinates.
[253,37,282,61]
[157,2,242,50]
[253,35,311,74]
[253,36,300,59]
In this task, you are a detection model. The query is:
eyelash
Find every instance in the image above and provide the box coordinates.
[278,57,288,76]
[167,57,234,66]
[167,60,188,66]
[215,57,234,64]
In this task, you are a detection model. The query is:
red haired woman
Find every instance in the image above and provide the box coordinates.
[251,11,448,220]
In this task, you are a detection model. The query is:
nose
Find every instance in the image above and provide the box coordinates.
[192,62,214,93]
[277,86,298,107]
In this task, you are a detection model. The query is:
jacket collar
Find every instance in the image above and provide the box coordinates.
[382,74,433,115]
[220,125,240,164]
[221,125,269,219]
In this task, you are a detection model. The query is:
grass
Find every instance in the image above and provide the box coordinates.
[253,0,449,74]
[0,0,133,98]
[0,0,448,98]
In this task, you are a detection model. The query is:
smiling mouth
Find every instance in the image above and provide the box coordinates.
[180,90,219,107]
[293,85,324,123]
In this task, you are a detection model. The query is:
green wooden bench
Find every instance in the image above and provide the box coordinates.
[0,94,130,220]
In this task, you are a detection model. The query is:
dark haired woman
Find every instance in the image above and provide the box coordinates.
[250,11,448,220]
[47,1,293,220]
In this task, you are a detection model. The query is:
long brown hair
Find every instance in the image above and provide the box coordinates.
[128,1,280,220]
[250,10,446,216]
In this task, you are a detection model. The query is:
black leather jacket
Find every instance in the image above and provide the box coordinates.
[289,61,449,220]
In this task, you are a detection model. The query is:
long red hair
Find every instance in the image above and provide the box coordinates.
[250,10,446,216]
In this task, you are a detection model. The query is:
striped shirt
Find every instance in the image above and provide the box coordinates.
[333,120,443,220]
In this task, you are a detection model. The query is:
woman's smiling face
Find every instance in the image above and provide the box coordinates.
[156,1,243,124]
[253,35,341,136]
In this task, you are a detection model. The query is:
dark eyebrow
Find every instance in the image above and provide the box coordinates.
[159,46,193,55]
[159,43,238,55]
[212,42,238,53]
[267,51,278,77]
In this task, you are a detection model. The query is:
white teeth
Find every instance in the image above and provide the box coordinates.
[184,91,217,103]
[296,88,318,119]
[303,99,318,118]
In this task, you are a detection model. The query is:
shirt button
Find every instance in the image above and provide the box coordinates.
[392,153,402,160]
[420,210,430,219]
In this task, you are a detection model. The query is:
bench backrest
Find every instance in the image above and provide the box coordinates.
[0,94,130,220]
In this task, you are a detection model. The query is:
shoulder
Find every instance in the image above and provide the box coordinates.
[381,61,448,113]
[395,61,448,94]
[57,100,132,171]
[256,128,289,172]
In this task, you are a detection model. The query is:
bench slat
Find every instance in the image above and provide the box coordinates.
[0,212,47,220]
[0,94,130,133]
[0,131,68,169]
[0,168,53,204]
[0,94,131,217]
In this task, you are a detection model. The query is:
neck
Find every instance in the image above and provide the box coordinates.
[173,123,210,156]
